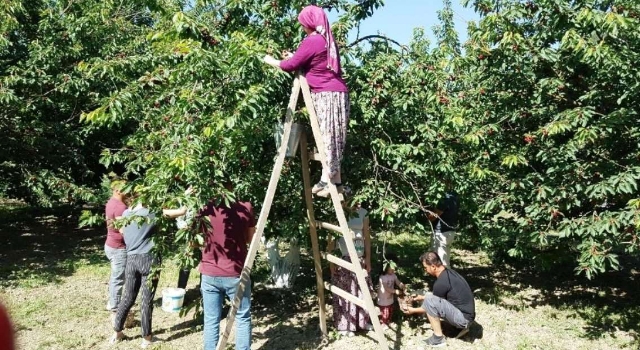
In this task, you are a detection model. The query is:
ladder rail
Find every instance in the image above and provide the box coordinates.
[217,74,389,350]
[299,131,328,336]
[215,77,301,350]
[298,76,389,349]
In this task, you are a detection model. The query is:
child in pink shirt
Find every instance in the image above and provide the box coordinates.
[377,262,405,329]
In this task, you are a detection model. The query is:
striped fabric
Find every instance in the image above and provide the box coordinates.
[311,91,349,179]
[113,254,159,337]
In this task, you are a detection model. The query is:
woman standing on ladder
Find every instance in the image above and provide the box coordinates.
[263,4,349,197]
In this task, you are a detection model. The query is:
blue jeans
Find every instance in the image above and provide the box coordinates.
[201,275,251,350]
[104,245,127,310]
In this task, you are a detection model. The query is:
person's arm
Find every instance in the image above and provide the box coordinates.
[246,204,256,244]
[427,208,443,222]
[431,275,448,299]
[428,196,448,222]
[246,226,256,244]
[363,215,372,273]
[327,237,336,275]
[263,38,315,72]
[113,203,128,234]
[162,187,195,219]
[403,305,426,315]
[163,207,187,218]
[412,294,426,302]
[0,303,15,350]
[395,275,405,290]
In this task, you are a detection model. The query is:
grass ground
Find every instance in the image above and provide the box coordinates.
[0,205,638,349]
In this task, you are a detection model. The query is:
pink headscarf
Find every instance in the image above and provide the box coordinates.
[297,5,340,74]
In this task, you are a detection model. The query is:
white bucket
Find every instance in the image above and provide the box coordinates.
[161,288,186,313]
[274,122,303,158]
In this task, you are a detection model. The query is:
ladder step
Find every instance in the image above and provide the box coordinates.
[316,221,352,237]
[323,253,359,273]
[324,282,365,308]
[324,282,380,316]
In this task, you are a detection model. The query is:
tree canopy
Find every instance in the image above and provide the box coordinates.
[1,0,638,278]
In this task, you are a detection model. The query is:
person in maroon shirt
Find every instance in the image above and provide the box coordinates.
[163,184,255,350]
[198,195,255,350]
[0,303,15,350]
[263,5,350,197]
[104,179,128,313]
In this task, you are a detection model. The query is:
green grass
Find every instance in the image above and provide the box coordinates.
[1,205,639,349]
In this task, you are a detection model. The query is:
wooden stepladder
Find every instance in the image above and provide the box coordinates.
[216,74,388,350]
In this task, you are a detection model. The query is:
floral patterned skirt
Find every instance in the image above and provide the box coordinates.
[332,256,372,332]
[311,91,349,179]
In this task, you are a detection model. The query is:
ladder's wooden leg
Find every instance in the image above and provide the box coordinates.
[299,75,389,350]
[215,77,302,350]
[299,132,327,337]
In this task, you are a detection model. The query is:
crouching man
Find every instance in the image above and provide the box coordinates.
[403,251,475,347]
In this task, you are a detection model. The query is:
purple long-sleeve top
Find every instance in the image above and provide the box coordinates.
[279,34,348,93]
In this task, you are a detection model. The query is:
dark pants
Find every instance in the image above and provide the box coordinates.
[177,268,202,289]
[114,254,159,337]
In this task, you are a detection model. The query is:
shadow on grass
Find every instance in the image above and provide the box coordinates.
[378,232,640,347]
[464,256,639,344]
[0,205,105,288]
[157,316,203,341]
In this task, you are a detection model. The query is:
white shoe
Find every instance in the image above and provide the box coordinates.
[338,330,355,337]
[109,333,124,344]
[141,336,161,349]
[364,323,374,331]
[311,181,327,194]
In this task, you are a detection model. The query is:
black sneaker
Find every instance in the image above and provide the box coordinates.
[423,334,446,348]
[455,325,470,339]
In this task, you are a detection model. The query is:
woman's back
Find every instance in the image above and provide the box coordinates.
[279,34,348,93]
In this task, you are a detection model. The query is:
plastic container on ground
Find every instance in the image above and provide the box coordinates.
[161,288,186,313]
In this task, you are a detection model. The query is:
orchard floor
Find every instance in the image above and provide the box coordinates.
[1,206,639,350]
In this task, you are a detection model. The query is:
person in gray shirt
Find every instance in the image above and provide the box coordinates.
[110,204,160,348]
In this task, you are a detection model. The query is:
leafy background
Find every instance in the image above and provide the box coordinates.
[1,0,639,278]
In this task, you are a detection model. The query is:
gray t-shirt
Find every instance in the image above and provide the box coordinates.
[337,207,368,257]
[122,205,155,255]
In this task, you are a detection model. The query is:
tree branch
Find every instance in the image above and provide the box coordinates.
[345,34,407,50]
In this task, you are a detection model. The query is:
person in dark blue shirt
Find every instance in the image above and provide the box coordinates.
[428,191,459,266]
